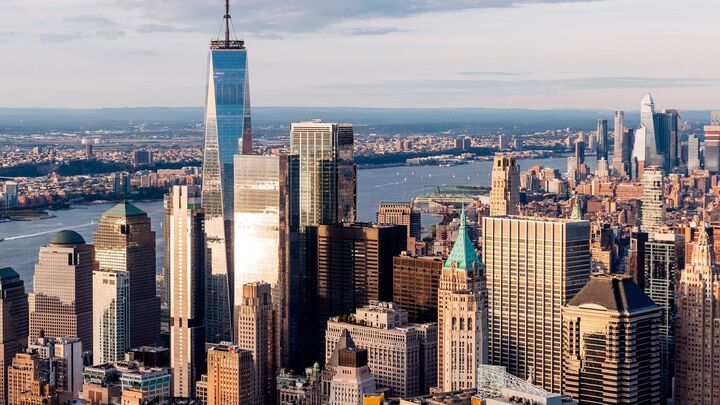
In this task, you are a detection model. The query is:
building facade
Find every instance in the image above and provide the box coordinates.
[94,202,159,348]
[489,154,520,217]
[438,209,488,392]
[325,302,437,397]
[376,201,421,240]
[328,348,376,405]
[29,230,94,350]
[675,227,720,403]
[167,186,206,398]
[639,166,665,233]
[612,111,630,177]
[92,270,130,364]
[596,119,608,160]
[0,267,28,405]
[563,275,661,404]
[392,255,443,324]
[205,343,255,405]
[482,216,591,393]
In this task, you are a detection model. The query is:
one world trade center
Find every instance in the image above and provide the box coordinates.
[201,0,252,343]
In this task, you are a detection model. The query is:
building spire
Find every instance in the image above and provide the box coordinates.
[692,224,714,268]
[224,0,231,44]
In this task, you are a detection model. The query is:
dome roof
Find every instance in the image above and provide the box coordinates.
[49,230,86,245]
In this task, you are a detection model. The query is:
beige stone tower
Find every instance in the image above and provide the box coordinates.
[489,154,520,217]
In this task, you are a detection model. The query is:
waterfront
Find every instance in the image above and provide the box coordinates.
[0,155,595,287]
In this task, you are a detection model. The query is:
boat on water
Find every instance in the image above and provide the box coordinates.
[0,238,5,242]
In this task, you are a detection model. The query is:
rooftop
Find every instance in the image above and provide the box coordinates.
[443,207,481,272]
[568,274,656,312]
[0,267,19,280]
[49,230,86,245]
[103,201,146,218]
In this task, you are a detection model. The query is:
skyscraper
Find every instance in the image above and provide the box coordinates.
[482,216,591,393]
[489,154,520,217]
[704,121,720,173]
[0,267,27,405]
[596,119,608,160]
[639,166,665,233]
[202,0,253,343]
[675,227,720,403]
[167,185,206,398]
[688,134,701,171]
[657,109,680,170]
[612,111,630,177]
[290,121,356,228]
[205,343,255,405]
[563,275,661,405]
[392,254,443,324]
[644,232,684,400]
[328,347,376,405]
[575,133,586,165]
[376,201,421,240]
[640,93,665,170]
[232,154,300,370]
[92,270,130,364]
[29,230,94,349]
[94,202,159,348]
[438,209,488,392]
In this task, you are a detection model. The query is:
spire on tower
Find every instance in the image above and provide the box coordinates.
[211,0,244,49]
[224,0,230,44]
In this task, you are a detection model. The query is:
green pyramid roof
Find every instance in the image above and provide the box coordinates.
[443,207,481,273]
[103,201,146,218]
[0,267,19,280]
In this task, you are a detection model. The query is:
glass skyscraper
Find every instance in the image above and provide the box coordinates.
[201,14,252,343]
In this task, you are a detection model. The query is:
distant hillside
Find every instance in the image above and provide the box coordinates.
[0,107,713,135]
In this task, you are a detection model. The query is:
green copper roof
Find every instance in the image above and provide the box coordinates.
[0,267,19,280]
[49,230,86,245]
[103,201,146,218]
[443,207,481,273]
[570,193,584,220]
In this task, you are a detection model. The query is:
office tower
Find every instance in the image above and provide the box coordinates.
[328,347,376,405]
[675,228,720,403]
[376,201,421,240]
[85,144,93,160]
[392,254,443,324]
[29,336,84,398]
[92,270,130,364]
[632,125,648,178]
[0,268,27,405]
[94,202,159,348]
[688,134,701,171]
[595,157,609,178]
[7,351,44,404]
[644,232,684,400]
[132,150,153,166]
[575,133,586,165]
[498,134,509,150]
[29,231,94,348]
[658,109,680,169]
[290,120,356,227]
[167,186,206,398]
[639,166,665,233]
[233,154,301,370]
[202,0,253,344]
[236,283,276,404]
[205,343,255,404]
[704,121,720,173]
[482,216,591,393]
[438,209,488,392]
[315,223,406,355]
[161,194,171,314]
[563,275,661,405]
[612,111,630,176]
[596,119,608,160]
[640,93,665,170]
[489,154,520,217]
[326,302,437,397]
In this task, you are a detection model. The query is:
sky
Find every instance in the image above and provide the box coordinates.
[2,0,720,110]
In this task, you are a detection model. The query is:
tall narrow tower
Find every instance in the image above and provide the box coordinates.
[202,0,252,343]
[612,111,629,176]
[489,154,519,217]
[596,119,608,161]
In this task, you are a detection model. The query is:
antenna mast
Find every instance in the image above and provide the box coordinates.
[224,0,231,44]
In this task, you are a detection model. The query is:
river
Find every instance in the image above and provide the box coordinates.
[0,156,598,287]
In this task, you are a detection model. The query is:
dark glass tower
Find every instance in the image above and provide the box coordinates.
[596,119,608,160]
[201,0,252,343]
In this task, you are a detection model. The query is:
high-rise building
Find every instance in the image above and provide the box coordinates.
[657,109,680,170]
[7,351,44,404]
[575,133,586,165]
[612,111,630,177]
[236,283,276,404]
[596,119,608,160]
[438,209,488,392]
[167,186,206,398]
[94,202,159,348]
[640,93,665,170]
[315,222,406,357]
[290,121,356,228]
[704,122,720,173]
[489,154,520,217]
[498,134,509,150]
[644,232,684,400]
[563,275,661,405]
[639,166,665,233]
[202,0,253,344]
[0,267,27,405]
[29,336,84,399]
[29,231,94,349]
[92,270,130,364]
[232,154,301,370]
[205,343,255,405]
[325,302,437,397]
[688,134,701,171]
[675,227,720,403]
[328,347,376,405]
[392,254,443,324]
[482,216,591,393]
[376,201,421,240]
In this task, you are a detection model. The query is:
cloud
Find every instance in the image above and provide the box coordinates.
[65,15,120,27]
[120,0,598,35]
[343,27,407,36]
[127,49,158,56]
[136,23,196,33]
[96,29,126,40]
[459,71,529,76]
